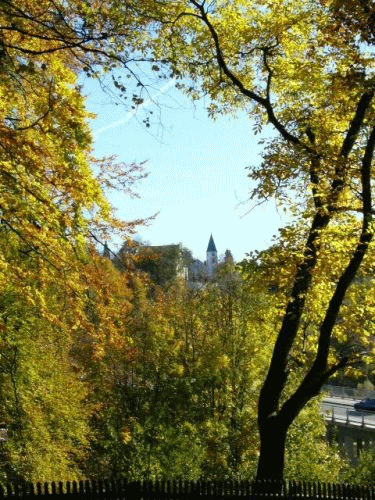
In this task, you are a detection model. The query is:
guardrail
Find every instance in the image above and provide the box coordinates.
[322,405,375,430]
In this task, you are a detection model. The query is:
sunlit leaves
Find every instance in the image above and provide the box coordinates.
[0,0,155,482]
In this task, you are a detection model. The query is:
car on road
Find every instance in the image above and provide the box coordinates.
[354,398,375,411]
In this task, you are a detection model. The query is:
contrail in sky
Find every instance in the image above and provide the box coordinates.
[94,78,176,137]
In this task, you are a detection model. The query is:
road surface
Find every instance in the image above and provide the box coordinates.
[322,396,375,428]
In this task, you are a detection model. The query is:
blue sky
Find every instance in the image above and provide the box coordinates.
[84,77,288,262]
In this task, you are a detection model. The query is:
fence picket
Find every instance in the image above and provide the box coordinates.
[2,478,375,499]
[332,484,339,498]
[36,483,42,497]
[328,482,332,499]
[342,484,350,499]
[232,479,240,499]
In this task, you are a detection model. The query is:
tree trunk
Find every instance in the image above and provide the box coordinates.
[256,416,288,482]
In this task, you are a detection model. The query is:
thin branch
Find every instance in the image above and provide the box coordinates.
[188,0,314,153]
[306,127,323,209]
[263,46,274,102]
[331,89,374,194]
[0,216,62,272]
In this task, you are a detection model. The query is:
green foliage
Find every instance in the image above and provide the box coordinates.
[0,0,150,482]
[341,450,375,486]
[85,268,344,482]
[122,0,375,479]
[135,245,187,287]
[284,398,344,482]
[0,0,370,484]
[0,279,91,483]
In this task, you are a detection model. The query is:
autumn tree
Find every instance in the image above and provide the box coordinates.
[3,0,372,482]
[324,0,375,45]
[85,273,273,480]
[0,56,144,479]
[85,267,344,482]
[120,0,375,480]
[125,244,191,288]
[0,0,155,482]
[0,226,91,482]
[0,0,158,89]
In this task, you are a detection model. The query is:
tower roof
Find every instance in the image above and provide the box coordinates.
[103,241,111,259]
[207,234,217,253]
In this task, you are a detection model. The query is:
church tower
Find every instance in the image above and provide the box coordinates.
[206,234,218,279]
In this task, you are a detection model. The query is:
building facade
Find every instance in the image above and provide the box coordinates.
[107,234,220,286]
[189,234,218,282]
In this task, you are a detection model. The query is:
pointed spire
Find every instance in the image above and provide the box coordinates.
[103,241,111,259]
[207,234,217,253]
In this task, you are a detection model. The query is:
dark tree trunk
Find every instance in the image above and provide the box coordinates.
[256,416,288,482]
[186,2,375,485]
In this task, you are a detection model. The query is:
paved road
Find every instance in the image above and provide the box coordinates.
[322,396,375,428]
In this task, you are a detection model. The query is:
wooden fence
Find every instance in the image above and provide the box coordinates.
[0,479,374,499]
